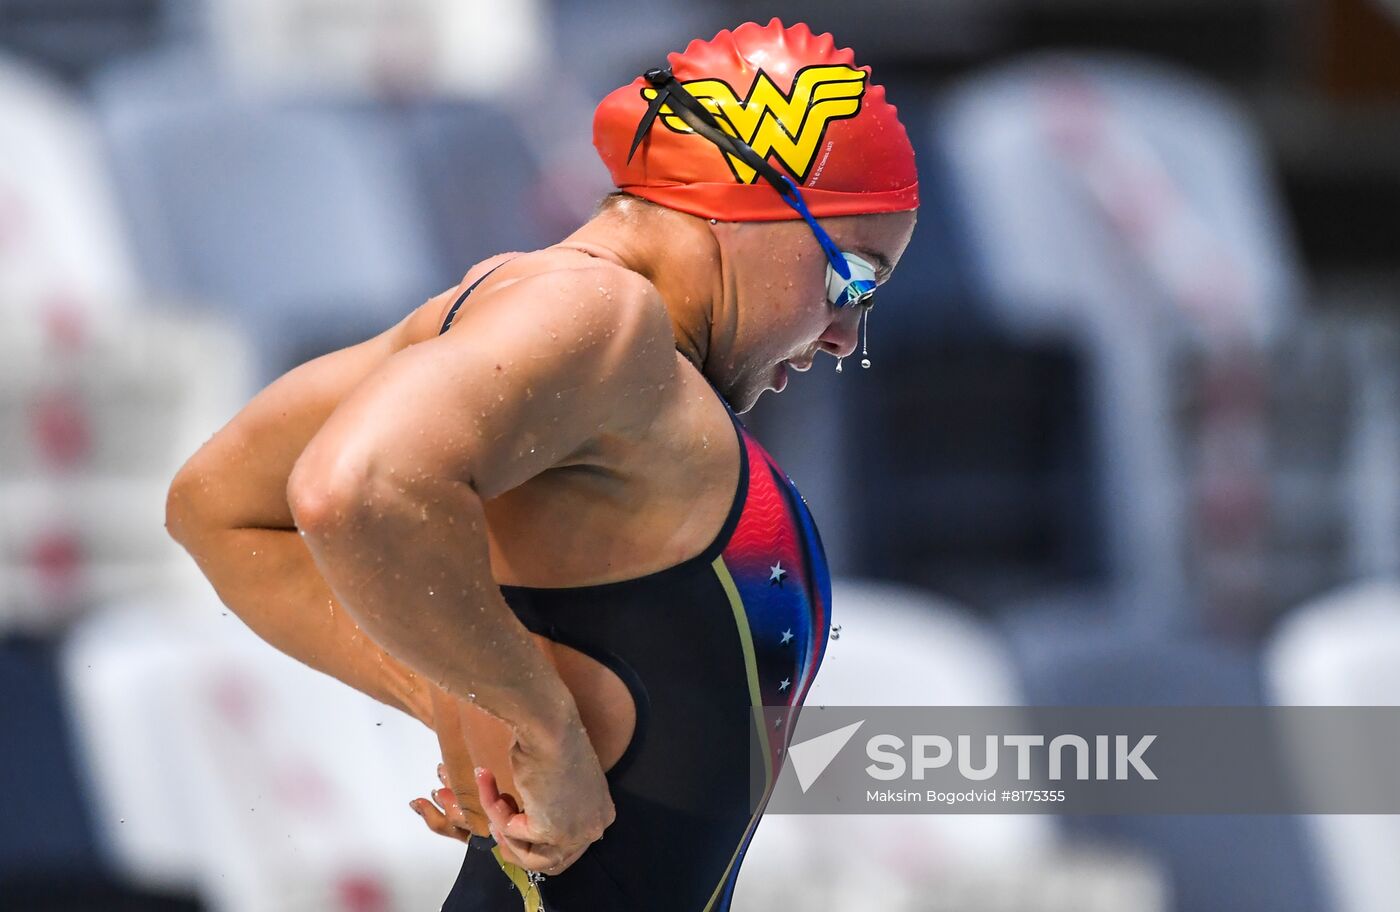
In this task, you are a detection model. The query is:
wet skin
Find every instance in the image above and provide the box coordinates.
[165,200,915,872]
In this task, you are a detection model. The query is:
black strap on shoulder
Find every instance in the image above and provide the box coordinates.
[439,260,511,335]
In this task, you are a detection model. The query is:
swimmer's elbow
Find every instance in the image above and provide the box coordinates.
[164,467,200,546]
[166,452,224,546]
[287,444,473,542]
[286,453,371,539]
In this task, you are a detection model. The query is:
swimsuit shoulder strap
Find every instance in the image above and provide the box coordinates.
[438,259,515,335]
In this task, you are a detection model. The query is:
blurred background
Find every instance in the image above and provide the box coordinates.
[1,0,1398,910]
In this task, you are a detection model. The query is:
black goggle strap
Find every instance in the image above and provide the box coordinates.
[627,66,792,195]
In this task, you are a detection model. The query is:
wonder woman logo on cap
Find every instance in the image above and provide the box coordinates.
[639,64,868,186]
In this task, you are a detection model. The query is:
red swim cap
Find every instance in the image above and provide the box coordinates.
[593,18,919,222]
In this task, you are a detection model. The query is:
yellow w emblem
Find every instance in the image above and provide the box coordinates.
[641,64,867,184]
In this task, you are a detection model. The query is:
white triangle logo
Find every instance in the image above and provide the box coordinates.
[787,720,865,793]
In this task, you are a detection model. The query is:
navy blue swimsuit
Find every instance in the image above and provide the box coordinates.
[437,266,833,911]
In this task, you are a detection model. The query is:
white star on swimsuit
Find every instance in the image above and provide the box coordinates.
[769,562,786,585]
[780,628,794,645]
[778,678,791,691]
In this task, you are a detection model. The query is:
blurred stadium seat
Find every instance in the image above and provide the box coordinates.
[1266,579,1400,912]
[397,101,553,271]
[92,50,445,382]
[0,310,249,630]
[934,53,1310,629]
[0,52,140,336]
[62,596,465,912]
[0,48,248,631]
[0,0,179,83]
[0,49,251,907]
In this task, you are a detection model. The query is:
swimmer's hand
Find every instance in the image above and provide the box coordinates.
[420,687,613,874]
[410,763,477,843]
[480,725,614,875]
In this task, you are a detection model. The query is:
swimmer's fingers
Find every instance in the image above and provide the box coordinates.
[412,765,490,843]
[410,796,472,844]
[475,766,527,858]
[489,818,586,875]
[490,836,587,876]
[490,804,589,873]
[490,829,531,868]
[431,786,477,833]
[436,764,489,833]
[475,766,523,825]
[476,767,587,874]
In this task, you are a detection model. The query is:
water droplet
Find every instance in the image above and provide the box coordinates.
[829,625,842,641]
[859,306,873,370]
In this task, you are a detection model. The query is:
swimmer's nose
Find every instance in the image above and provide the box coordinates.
[816,308,862,360]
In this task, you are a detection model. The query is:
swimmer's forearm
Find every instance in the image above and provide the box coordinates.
[168,517,434,725]
[288,471,578,753]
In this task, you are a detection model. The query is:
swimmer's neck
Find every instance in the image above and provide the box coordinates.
[556,200,724,377]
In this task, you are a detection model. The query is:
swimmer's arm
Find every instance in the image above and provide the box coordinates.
[165,288,462,726]
[286,266,671,751]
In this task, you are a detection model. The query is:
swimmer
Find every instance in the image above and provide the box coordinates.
[165,18,917,911]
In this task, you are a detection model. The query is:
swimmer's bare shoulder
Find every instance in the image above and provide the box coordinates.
[314,250,676,502]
